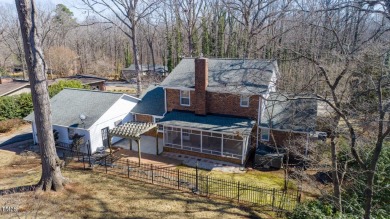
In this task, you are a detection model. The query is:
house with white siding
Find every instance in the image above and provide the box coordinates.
[25,88,139,154]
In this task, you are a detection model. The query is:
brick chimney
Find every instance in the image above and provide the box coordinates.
[194,58,208,115]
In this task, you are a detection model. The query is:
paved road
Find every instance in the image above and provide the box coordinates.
[0,124,33,147]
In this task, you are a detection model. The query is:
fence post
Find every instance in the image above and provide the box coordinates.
[206,176,209,197]
[105,156,107,174]
[127,159,130,178]
[237,181,240,203]
[151,164,154,184]
[177,169,180,190]
[83,155,85,170]
[195,162,199,192]
[272,188,276,210]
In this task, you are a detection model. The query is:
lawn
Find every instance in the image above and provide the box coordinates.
[0,149,275,218]
[177,165,296,190]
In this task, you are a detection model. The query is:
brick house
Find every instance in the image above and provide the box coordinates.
[131,58,285,165]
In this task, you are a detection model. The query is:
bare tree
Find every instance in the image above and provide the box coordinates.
[15,0,66,191]
[81,0,161,95]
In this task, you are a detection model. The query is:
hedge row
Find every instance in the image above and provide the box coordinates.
[0,80,86,121]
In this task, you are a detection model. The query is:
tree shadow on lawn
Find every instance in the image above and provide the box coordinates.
[65,169,274,219]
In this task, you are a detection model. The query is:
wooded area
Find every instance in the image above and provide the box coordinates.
[1,0,389,218]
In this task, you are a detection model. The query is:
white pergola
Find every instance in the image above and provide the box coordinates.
[109,122,158,166]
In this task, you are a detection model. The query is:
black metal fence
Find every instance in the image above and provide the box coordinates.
[86,156,301,212]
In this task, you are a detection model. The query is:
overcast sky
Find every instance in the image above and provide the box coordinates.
[0,0,86,21]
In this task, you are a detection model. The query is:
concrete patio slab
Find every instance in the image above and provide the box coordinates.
[162,152,246,173]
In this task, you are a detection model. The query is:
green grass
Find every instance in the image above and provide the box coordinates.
[177,166,296,190]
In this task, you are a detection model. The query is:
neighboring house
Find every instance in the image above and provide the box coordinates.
[132,58,281,165]
[122,64,168,80]
[24,89,139,154]
[67,74,107,91]
[0,74,107,97]
[0,77,30,97]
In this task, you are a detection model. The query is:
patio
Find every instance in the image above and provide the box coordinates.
[111,148,182,167]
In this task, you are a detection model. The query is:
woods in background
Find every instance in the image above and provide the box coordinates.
[1,0,389,218]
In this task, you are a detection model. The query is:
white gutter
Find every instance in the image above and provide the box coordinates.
[256,95,261,148]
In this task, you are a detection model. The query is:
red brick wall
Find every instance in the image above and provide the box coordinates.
[166,89,196,112]
[206,92,260,119]
[194,58,208,115]
[134,114,156,136]
[135,114,154,123]
[166,88,260,120]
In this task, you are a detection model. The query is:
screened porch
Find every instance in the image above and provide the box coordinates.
[163,126,250,164]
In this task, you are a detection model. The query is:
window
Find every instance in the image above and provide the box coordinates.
[240,96,249,107]
[114,120,122,127]
[68,128,75,140]
[180,90,190,106]
[261,128,270,141]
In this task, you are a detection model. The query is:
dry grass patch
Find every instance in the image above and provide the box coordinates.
[0,150,275,218]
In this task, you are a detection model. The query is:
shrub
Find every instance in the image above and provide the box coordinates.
[0,119,25,133]
[48,79,86,97]
[0,80,88,121]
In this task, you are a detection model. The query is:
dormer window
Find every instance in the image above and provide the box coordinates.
[180,90,190,106]
[240,96,249,107]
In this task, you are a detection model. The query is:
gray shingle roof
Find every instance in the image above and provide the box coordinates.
[260,93,317,132]
[24,89,136,129]
[123,64,168,73]
[131,85,165,116]
[159,111,256,136]
[160,58,278,95]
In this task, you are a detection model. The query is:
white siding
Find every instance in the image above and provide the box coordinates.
[33,123,91,154]
[88,95,137,153]
[31,94,138,154]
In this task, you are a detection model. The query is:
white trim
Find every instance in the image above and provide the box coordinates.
[240,95,250,107]
[161,124,250,136]
[164,88,167,115]
[163,86,195,91]
[180,90,191,106]
[120,93,141,101]
[241,137,246,164]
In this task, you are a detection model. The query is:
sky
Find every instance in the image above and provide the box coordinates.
[0,0,87,21]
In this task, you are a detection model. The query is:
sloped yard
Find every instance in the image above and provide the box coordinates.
[0,149,275,218]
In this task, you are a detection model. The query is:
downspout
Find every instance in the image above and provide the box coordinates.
[163,87,167,116]
[256,95,261,148]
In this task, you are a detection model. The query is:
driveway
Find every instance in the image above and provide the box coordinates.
[0,124,33,147]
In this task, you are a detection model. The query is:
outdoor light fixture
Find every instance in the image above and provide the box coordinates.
[79,113,86,122]
[79,114,87,128]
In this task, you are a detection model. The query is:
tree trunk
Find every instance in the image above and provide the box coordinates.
[364,134,386,218]
[147,40,156,73]
[15,0,66,191]
[131,26,142,96]
[330,135,342,212]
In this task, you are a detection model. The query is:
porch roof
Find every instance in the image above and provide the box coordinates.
[159,111,256,136]
[109,122,157,139]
